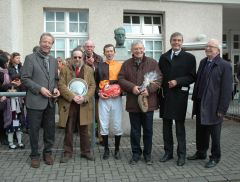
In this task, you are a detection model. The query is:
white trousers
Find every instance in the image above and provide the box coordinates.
[99,96,123,136]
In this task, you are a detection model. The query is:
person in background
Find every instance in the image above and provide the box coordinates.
[8,52,27,130]
[59,48,96,163]
[57,57,70,129]
[83,40,104,145]
[0,52,25,149]
[21,33,60,168]
[187,39,232,168]
[96,44,123,160]
[158,32,196,166]
[32,46,40,53]
[56,57,65,76]
[0,53,12,146]
[118,40,162,165]
[0,51,8,145]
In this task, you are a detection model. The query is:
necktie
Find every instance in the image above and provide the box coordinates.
[75,67,80,77]
[171,52,176,60]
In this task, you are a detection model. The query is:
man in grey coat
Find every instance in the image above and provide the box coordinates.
[21,33,60,168]
[188,39,232,168]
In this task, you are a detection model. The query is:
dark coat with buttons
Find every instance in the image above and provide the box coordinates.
[158,49,196,120]
[192,55,232,125]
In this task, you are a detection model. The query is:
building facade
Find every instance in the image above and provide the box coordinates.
[0,0,240,73]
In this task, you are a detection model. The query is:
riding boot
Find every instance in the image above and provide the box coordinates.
[114,135,121,159]
[102,135,109,160]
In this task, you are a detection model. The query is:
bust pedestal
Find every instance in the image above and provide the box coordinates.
[115,47,129,61]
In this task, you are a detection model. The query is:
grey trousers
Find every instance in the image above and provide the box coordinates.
[27,104,55,159]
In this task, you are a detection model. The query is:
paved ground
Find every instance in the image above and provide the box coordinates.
[0,118,240,182]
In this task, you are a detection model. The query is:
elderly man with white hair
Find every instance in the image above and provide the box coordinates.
[188,39,232,168]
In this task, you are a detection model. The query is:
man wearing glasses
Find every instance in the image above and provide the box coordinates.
[58,47,96,163]
[83,40,103,71]
[83,40,104,145]
[188,39,232,168]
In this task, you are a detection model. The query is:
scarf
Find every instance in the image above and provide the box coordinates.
[36,50,50,72]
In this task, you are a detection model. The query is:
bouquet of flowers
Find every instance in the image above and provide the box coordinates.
[138,71,159,112]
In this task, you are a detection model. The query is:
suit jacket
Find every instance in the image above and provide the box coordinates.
[21,52,58,110]
[192,55,232,125]
[159,49,196,120]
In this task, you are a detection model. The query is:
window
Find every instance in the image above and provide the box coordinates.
[123,13,163,61]
[44,10,89,58]
[125,39,162,60]
[222,34,227,49]
[233,34,240,50]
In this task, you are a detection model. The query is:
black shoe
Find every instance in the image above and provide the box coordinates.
[129,158,139,165]
[103,148,110,160]
[187,153,206,160]
[177,157,185,166]
[159,153,173,162]
[144,155,153,165]
[205,159,219,168]
[17,143,25,149]
[145,158,153,165]
[114,150,120,160]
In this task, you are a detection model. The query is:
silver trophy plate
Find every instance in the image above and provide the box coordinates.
[68,78,88,96]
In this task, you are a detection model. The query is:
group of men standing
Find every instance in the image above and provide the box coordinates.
[20,31,232,169]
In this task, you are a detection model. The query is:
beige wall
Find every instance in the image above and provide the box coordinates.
[1,0,223,62]
[0,0,23,54]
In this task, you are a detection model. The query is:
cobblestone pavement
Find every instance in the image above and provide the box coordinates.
[0,118,240,182]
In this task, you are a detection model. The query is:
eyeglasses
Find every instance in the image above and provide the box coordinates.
[205,45,219,49]
[73,56,82,59]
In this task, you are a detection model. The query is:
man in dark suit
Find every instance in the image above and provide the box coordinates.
[187,39,232,168]
[158,32,196,166]
[21,33,60,168]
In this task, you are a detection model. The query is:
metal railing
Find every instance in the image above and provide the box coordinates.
[0,91,96,148]
[226,83,240,120]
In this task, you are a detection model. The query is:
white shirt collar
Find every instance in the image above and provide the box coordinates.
[171,49,181,56]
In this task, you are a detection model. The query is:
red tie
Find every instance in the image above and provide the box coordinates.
[75,67,80,77]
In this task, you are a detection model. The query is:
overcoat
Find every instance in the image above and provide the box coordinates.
[158,49,196,120]
[58,64,96,127]
[192,55,232,125]
[118,55,162,112]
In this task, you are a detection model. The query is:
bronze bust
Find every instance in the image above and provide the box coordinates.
[114,27,126,48]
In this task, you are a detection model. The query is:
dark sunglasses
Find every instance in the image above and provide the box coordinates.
[73,56,82,59]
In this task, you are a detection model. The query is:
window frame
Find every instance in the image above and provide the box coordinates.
[123,13,164,61]
[44,10,89,58]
